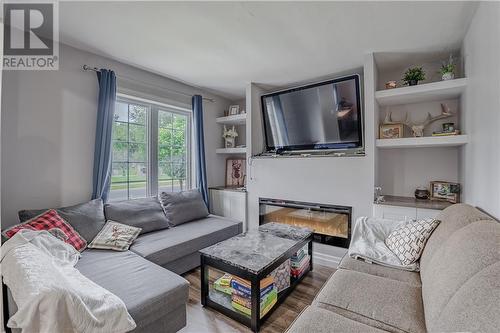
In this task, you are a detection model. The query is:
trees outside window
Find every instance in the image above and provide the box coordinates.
[109,97,191,201]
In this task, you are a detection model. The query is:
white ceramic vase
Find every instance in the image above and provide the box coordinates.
[442,72,455,81]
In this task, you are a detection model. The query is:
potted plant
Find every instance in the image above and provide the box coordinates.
[439,56,455,81]
[402,66,426,86]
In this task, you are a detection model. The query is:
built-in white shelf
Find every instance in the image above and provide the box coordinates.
[376,135,468,149]
[375,78,467,106]
[216,147,247,154]
[216,113,247,125]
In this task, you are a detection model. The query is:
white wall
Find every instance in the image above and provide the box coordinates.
[461,2,500,219]
[1,43,231,228]
[246,62,376,265]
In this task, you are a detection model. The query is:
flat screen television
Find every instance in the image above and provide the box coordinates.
[261,74,363,154]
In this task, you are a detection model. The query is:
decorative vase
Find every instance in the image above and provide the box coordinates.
[415,187,430,200]
[409,80,418,86]
[442,72,455,81]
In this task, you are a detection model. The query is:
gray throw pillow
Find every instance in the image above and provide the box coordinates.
[18,199,106,243]
[159,190,209,227]
[104,197,169,234]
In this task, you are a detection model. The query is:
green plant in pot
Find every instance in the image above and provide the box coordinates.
[439,56,455,81]
[402,67,426,86]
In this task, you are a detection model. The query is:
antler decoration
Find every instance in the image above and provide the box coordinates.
[383,104,454,137]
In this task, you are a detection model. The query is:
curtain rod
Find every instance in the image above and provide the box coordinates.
[81,65,215,103]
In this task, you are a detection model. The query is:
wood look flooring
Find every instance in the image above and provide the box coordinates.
[179,264,335,333]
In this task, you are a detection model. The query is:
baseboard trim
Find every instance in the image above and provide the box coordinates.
[313,252,342,268]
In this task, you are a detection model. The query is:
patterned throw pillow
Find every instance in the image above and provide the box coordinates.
[88,221,141,251]
[385,218,440,266]
[3,209,87,251]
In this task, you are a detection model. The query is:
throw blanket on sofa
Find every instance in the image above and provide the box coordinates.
[0,229,136,333]
[348,216,419,271]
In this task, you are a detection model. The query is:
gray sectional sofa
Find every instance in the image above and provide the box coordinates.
[287,203,500,333]
[5,196,243,333]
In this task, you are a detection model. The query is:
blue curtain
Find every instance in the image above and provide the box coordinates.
[192,95,209,206]
[91,69,116,202]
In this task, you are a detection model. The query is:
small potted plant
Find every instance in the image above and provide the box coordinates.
[402,66,426,86]
[439,56,455,81]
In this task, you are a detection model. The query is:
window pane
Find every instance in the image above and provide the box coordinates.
[112,122,128,141]
[110,100,149,201]
[114,102,128,122]
[129,124,146,143]
[112,142,128,162]
[129,143,147,162]
[129,105,147,124]
[172,163,187,192]
[173,114,187,131]
[158,111,188,193]
[171,146,185,161]
[129,163,147,199]
[159,111,173,128]
[110,162,128,201]
[158,127,172,146]
[172,129,185,147]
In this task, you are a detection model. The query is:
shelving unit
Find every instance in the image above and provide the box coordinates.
[376,135,468,149]
[216,113,247,125]
[216,147,247,154]
[375,78,467,106]
[372,51,467,201]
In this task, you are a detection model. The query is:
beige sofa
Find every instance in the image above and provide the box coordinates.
[287,204,500,333]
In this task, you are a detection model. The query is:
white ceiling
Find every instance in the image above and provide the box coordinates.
[59,1,478,100]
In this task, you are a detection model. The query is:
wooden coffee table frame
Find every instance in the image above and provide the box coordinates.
[200,234,313,332]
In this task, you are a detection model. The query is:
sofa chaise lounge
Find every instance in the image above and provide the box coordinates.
[287,203,500,333]
[4,196,243,333]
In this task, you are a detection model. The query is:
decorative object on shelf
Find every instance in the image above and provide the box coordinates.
[374,187,385,203]
[402,103,454,137]
[430,181,460,203]
[228,105,240,115]
[385,81,397,89]
[222,125,238,148]
[414,187,430,200]
[226,158,246,187]
[432,129,460,136]
[439,55,456,81]
[402,66,426,86]
[442,122,455,133]
[379,123,403,139]
[239,109,246,114]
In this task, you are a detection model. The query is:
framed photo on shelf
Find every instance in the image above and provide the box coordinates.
[225,158,246,187]
[228,105,240,116]
[430,181,460,203]
[379,123,403,139]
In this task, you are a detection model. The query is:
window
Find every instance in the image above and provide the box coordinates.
[110,97,191,201]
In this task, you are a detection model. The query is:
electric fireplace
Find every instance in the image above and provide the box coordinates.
[259,198,352,248]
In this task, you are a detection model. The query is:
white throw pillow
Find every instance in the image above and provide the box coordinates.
[88,221,141,251]
[385,218,440,266]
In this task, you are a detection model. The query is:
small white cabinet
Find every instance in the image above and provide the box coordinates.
[209,188,247,231]
[373,204,441,221]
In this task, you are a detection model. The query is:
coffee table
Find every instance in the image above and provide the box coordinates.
[199,223,313,332]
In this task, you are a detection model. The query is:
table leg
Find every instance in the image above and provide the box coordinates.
[201,256,208,306]
[250,275,260,332]
[308,239,313,272]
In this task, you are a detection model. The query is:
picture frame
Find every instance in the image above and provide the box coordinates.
[430,181,460,203]
[228,105,240,116]
[379,123,403,139]
[225,158,246,187]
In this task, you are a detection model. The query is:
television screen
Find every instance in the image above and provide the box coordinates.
[261,75,363,153]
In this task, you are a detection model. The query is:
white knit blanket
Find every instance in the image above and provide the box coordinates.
[0,229,136,333]
[348,216,419,271]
